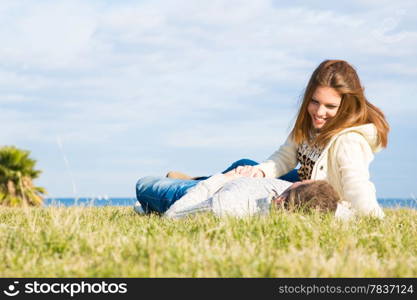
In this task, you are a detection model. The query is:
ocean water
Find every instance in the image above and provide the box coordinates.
[44,197,137,207]
[43,197,417,209]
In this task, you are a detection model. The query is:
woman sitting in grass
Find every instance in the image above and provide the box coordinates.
[136,59,389,219]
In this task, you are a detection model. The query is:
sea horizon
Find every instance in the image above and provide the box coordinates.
[43,197,417,209]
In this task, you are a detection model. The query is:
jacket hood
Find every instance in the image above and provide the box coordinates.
[333,123,382,153]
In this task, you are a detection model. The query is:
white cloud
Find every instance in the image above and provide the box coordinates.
[0,1,98,69]
[164,112,294,150]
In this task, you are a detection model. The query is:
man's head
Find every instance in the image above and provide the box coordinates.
[273,180,340,212]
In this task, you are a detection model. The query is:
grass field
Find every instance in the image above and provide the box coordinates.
[0,206,416,277]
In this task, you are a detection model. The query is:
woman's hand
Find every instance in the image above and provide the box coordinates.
[234,165,265,178]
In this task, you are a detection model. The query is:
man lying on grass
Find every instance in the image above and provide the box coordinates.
[135,170,342,219]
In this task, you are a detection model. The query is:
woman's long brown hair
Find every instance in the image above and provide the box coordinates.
[291,60,389,148]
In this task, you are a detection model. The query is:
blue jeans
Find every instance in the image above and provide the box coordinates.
[136,159,299,214]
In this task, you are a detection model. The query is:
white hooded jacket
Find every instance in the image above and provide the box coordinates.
[257,123,385,219]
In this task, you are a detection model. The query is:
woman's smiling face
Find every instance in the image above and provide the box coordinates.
[308,86,342,129]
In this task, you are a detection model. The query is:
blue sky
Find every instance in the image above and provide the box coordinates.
[1,0,416,199]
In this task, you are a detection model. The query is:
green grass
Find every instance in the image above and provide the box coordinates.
[0,206,416,277]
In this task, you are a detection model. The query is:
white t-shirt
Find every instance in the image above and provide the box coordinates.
[164,174,292,219]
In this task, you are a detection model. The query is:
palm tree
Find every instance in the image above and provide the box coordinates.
[0,146,47,206]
